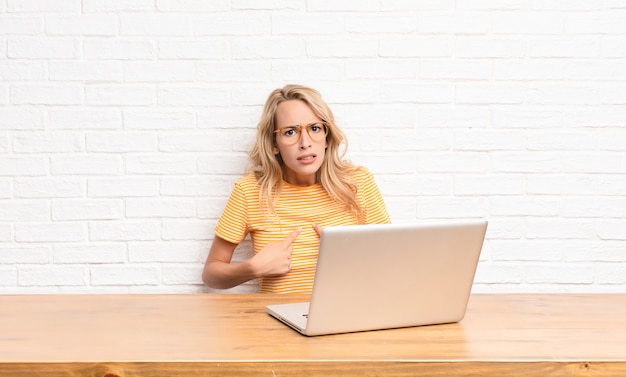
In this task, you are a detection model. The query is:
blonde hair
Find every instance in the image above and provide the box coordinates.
[248,84,363,221]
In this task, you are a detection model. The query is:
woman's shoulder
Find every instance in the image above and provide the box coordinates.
[351,165,374,183]
[233,174,261,192]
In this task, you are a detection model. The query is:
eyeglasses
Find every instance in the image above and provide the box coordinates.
[274,122,328,146]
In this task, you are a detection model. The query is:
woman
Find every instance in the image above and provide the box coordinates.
[202,84,390,293]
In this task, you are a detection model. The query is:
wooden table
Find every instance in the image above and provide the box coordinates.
[1,294,625,377]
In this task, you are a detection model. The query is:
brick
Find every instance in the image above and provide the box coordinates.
[123,61,195,82]
[157,0,230,11]
[563,153,626,174]
[418,152,490,173]
[0,246,51,263]
[456,0,527,10]
[455,37,526,58]
[597,220,626,240]
[602,36,626,57]
[197,154,248,175]
[420,59,491,80]
[157,86,229,107]
[13,132,83,153]
[490,196,561,217]
[457,84,526,105]
[45,15,118,36]
[160,176,232,198]
[233,0,301,10]
[86,132,156,153]
[49,108,122,130]
[492,108,563,128]
[526,219,597,239]
[380,83,453,104]
[158,132,232,152]
[0,157,48,176]
[492,152,561,173]
[159,40,229,60]
[307,39,379,58]
[90,265,160,286]
[0,179,10,198]
[161,220,212,241]
[455,175,526,196]
[82,0,154,12]
[416,197,489,218]
[195,14,270,36]
[0,16,41,35]
[494,60,565,80]
[346,60,417,80]
[0,199,50,221]
[51,155,122,175]
[161,265,203,285]
[124,110,195,130]
[418,12,489,34]
[52,199,124,221]
[87,177,159,198]
[232,37,305,59]
[564,12,626,34]
[120,14,193,36]
[84,38,156,60]
[0,61,46,81]
[0,267,17,285]
[380,37,452,57]
[11,84,83,105]
[19,266,87,286]
[271,61,343,82]
[346,15,416,34]
[529,37,600,57]
[125,154,197,175]
[8,38,79,59]
[15,223,86,242]
[523,263,594,284]
[7,0,79,12]
[86,85,155,106]
[128,241,203,263]
[492,12,563,34]
[53,243,126,264]
[381,0,453,11]
[49,61,123,81]
[0,109,44,130]
[454,129,525,151]
[0,224,12,242]
[88,221,160,242]
[125,198,196,218]
[271,14,343,35]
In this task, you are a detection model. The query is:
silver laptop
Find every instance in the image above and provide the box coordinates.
[266,219,488,336]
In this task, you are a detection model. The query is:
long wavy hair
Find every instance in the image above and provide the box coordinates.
[248,84,363,222]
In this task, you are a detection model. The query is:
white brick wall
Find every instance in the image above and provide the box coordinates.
[1,1,625,294]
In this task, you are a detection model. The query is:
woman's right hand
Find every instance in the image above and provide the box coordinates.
[249,227,300,277]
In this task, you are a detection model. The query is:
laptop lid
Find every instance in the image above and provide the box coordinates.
[267,219,488,336]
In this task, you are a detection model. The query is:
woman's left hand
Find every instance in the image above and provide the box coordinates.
[312,223,323,238]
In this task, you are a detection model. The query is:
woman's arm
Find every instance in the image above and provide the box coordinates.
[202,229,301,290]
[202,236,255,289]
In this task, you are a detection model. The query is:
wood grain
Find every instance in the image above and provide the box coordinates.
[1,294,626,376]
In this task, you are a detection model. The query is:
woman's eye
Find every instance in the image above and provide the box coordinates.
[283,128,296,137]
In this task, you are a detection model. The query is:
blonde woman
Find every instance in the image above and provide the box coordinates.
[202,85,390,293]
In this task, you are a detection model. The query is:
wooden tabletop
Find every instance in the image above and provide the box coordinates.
[1,293,625,377]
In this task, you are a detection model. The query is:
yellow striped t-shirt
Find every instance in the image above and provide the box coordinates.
[214,167,390,293]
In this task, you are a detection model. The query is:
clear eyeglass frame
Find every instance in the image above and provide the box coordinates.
[274,122,328,146]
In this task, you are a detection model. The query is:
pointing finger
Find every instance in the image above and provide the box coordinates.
[282,227,301,246]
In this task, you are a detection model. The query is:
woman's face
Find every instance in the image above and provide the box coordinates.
[273,99,327,186]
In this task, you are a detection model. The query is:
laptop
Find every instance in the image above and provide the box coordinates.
[266,219,488,336]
